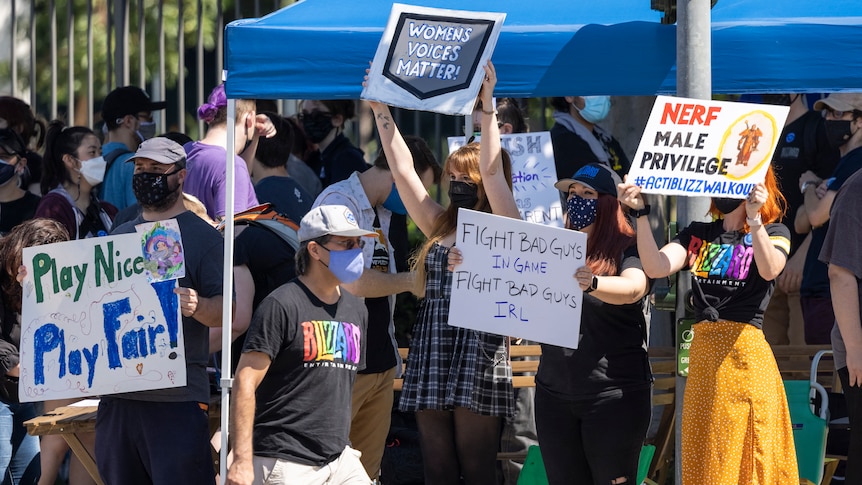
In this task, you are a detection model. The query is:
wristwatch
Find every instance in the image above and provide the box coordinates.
[584,275,599,294]
[628,205,651,218]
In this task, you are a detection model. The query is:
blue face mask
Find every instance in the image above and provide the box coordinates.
[320,246,364,284]
[576,96,611,124]
[566,195,598,231]
[382,183,407,215]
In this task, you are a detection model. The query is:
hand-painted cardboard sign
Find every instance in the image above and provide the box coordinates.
[449,132,563,227]
[362,4,505,115]
[627,96,790,198]
[137,219,185,283]
[19,234,186,402]
[448,209,586,349]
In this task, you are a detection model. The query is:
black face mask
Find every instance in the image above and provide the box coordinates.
[448,180,479,210]
[0,162,17,186]
[301,112,335,144]
[824,119,854,149]
[133,169,181,210]
[712,197,743,215]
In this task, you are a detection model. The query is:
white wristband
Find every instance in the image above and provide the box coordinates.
[746,214,762,227]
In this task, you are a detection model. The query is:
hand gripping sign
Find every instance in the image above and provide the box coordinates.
[19,234,186,402]
[627,96,789,198]
[448,209,586,349]
[361,3,505,116]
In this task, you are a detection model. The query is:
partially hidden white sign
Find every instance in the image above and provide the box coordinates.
[627,95,789,198]
[449,132,563,227]
[361,4,505,116]
[20,234,186,402]
[448,209,586,348]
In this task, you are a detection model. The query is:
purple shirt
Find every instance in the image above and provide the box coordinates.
[183,141,258,219]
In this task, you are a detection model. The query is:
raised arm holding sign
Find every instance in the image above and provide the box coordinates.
[366,61,518,484]
[619,165,799,484]
[361,4,505,116]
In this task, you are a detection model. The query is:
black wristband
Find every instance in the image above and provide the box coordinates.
[584,275,598,294]
[628,205,651,218]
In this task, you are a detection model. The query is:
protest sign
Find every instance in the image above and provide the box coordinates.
[449,132,563,227]
[361,4,505,116]
[137,219,185,283]
[448,209,586,348]
[627,96,789,198]
[19,234,186,402]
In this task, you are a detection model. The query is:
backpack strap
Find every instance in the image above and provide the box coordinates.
[220,203,300,251]
[104,147,134,172]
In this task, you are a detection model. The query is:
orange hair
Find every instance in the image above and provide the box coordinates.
[708,164,786,232]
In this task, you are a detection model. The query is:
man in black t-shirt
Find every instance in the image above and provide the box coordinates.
[98,137,225,485]
[227,205,377,485]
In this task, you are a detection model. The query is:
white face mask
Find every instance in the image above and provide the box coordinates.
[80,156,107,186]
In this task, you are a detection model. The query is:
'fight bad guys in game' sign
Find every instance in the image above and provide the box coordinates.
[361,4,505,115]
[19,234,186,402]
[627,96,789,198]
[448,209,586,348]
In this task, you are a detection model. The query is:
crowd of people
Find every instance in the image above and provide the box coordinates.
[0,69,860,485]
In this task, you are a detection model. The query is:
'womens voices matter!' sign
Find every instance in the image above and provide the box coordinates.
[19,234,186,402]
[448,209,587,349]
[362,4,505,115]
[627,96,789,198]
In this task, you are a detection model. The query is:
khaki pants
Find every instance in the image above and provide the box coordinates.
[761,285,805,345]
[350,367,396,480]
[251,447,370,485]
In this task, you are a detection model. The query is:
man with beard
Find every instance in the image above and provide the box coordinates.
[98,137,228,485]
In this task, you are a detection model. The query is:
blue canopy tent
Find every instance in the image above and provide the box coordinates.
[215,1,862,480]
[224,0,862,99]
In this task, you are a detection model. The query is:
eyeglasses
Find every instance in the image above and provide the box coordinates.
[321,238,365,251]
[822,108,862,119]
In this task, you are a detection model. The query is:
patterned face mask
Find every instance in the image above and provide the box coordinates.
[132,168,180,208]
[566,194,597,230]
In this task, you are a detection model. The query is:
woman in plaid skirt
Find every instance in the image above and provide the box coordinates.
[367,61,520,485]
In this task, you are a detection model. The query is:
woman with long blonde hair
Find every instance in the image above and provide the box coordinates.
[366,61,519,485]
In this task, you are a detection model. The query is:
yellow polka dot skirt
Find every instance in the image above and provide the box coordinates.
[682,321,798,485]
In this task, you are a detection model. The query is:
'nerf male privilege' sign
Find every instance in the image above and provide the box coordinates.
[19,234,186,402]
[449,132,563,227]
[628,96,789,198]
[362,4,505,115]
[448,209,586,348]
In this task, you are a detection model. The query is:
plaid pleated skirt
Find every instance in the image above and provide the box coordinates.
[682,321,798,485]
[398,243,514,417]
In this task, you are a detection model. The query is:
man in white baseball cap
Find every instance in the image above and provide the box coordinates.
[228,204,377,485]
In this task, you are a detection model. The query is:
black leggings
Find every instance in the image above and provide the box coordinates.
[415,407,501,485]
[535,385,651,485]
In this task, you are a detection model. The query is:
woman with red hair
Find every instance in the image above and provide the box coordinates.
[533,163,652,484]
[619,167,798,485]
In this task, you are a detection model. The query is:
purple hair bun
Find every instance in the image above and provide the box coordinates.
[197,84,227,122]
